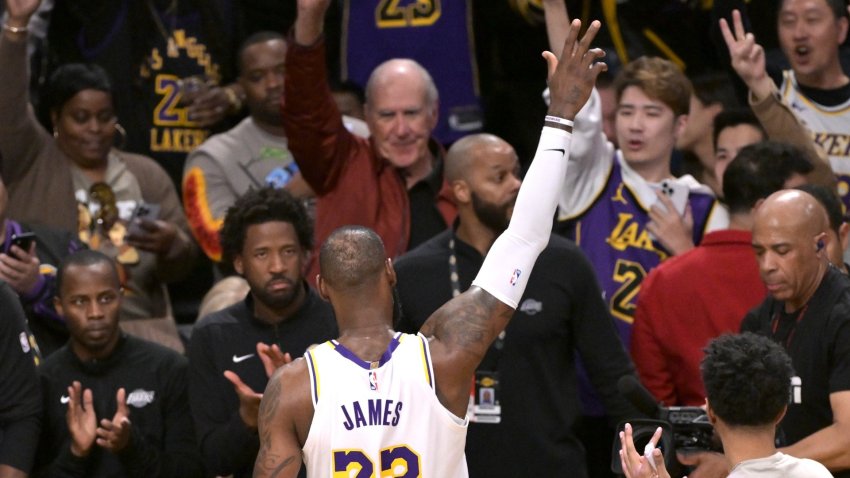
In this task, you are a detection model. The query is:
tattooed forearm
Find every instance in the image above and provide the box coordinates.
[254,451,297,478]
[260,376,283,425]
[428,289,512,349]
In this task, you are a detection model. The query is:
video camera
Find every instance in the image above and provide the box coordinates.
[610,376,718,476]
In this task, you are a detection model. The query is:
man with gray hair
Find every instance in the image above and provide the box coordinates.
[281,0,456,286]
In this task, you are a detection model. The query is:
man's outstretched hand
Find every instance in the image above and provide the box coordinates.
[543,19,607,120]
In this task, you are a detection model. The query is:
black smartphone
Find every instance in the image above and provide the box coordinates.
[9,232,36,256]
[127,203,161,237]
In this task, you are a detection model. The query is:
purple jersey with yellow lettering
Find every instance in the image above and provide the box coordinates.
[557,161,718,346]
[341,0,482,143]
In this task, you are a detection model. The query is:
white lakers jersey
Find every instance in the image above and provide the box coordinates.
[779,69,850,205]
[302,332,469,477]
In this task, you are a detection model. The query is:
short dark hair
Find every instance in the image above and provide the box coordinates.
[220,187,313,267]
[237,31,286,75]
[723,141,813,214]
[330,79,366,106]
[45,63,113,115]
[780,0,848,20]
[701,332,794,427]
[796,184,845,234]
[56,250,120,297]
[712,109,766,152]
[319,226,386,289]
[690,71,740,111]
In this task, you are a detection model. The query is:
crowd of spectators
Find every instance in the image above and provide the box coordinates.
[3,0,850,477]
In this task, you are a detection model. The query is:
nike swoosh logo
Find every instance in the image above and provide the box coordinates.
[544,148,565,155]
[60,395,70,404]
[232,353,255,363]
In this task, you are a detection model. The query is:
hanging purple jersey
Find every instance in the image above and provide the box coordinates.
[341,0,482,144]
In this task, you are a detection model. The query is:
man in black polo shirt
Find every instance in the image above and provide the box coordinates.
[393,133,641,478]
[187,187,337,478]
[741,189,850,477]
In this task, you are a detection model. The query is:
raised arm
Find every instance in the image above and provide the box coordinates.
[543,0,570,58]
[420,19,607,418]
[282,0,362,195]
[720,9,835,189]
[0,0,51,184]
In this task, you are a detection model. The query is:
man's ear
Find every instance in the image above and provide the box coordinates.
[774,404,788,425]
[816,231,829,253]
[673,114,689,139]
[427,99,440,130]
[705,399,717,425]
[452,180,471,205]
[386,258,397,288]
[233,255,244,276]
[838,15,849,45]
[317,275,330,301]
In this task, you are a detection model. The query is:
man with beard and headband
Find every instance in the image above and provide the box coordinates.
[187,187,337,478]
[393,133,642,477]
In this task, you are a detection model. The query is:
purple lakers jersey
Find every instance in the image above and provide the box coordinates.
[341,0,482,143]
[557,161,718,346]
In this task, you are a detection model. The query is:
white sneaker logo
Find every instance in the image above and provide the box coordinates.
[232,353,255,363]
[60,395,70,404]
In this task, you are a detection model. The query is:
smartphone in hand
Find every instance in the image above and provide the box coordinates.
[9,232,36,259]
[650,180,689,216]
[126,203,161,237]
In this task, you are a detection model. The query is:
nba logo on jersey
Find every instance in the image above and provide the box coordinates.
[369,370,378,391]
[509,268,522,286]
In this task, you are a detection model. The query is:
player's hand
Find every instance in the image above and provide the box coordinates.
[224,370,263,429]
[125,219,177,256]
[96,388,132,452]
[66,381,97,457]
[648,192,694,256]
[620,423,671,478]
[0,241,40,295]
[719,10,772,100]
[677,450,730,478]
[257,342,293,379]
[4,0,41,26]
[543,18,607,120]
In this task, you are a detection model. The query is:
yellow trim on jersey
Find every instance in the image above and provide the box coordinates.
[782,70,850,115]
[417,335,433,388]
[308,349,321,401]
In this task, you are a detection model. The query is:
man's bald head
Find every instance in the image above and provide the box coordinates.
[752,189,831,311]
[754,190,829,240]
[365,59,438,108]
[319,226,387,290]
[444,134,515,183]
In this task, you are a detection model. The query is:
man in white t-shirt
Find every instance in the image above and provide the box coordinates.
[620,332,834,478]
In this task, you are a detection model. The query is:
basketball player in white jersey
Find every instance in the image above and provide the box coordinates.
[252,7,607,478]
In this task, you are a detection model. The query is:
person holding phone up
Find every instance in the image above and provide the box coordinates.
[0,0,197,334]
[0,176,84,356]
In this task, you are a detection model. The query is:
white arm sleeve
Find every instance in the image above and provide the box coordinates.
[471,126,572,309]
